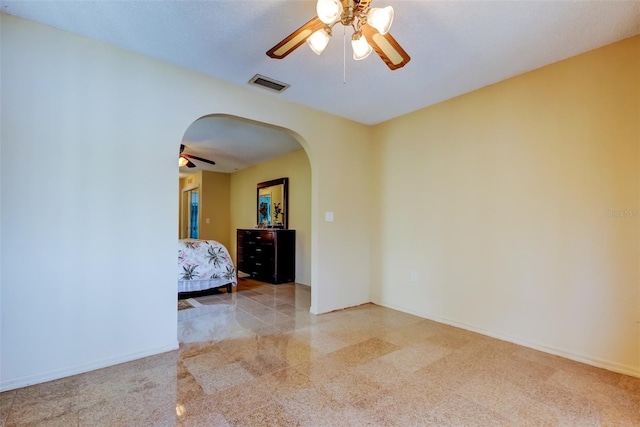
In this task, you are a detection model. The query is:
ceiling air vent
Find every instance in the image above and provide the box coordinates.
[249,74,290,93]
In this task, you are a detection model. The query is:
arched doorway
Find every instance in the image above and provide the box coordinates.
[177,114,313,338]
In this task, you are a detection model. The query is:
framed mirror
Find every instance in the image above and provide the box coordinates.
[257,177,288,229]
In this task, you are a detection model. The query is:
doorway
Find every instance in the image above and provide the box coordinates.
[181,187,199,239]
[178,114,312,288]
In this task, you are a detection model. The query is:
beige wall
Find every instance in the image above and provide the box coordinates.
[371,36,639,376]
[231,149,312,286]
[200,171,231,248]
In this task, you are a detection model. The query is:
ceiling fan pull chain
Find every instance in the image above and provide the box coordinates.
[343,24,346,84]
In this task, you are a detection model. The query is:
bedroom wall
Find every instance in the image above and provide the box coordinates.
[370,36,640,376]
[0,14,372,390]
[199,171,231,248]
[230,149,312,286]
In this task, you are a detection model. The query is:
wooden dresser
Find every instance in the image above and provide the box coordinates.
[236,229,295,284]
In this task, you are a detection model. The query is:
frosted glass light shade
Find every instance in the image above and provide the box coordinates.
[368,6,394,34]
[178,156,189,167]
[307,29,331,55]
[351,34,372,60]
[316,0,343,24]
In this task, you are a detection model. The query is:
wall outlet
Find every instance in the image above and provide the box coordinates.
[410,270,418,282]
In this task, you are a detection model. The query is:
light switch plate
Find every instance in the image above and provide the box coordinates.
[325,212,334,222]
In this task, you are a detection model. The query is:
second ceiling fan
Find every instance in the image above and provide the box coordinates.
[179,144,216,169]
[267,0,410,70]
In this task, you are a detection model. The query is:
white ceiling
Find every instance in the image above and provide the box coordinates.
[3,0,639,173]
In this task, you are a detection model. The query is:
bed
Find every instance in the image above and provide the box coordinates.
[178,239,237,294]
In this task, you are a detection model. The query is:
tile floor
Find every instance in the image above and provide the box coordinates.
[1,278,639,426]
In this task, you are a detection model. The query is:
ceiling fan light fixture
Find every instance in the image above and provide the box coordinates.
[266,2,410,70]
[178,156,189,167]
[307,28,331,55]
[351,34,372,60]
[368,6,394,34]
[316,0,343,24]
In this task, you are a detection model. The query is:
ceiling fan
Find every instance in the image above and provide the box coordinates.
[179,144,216,168]
[267,0,410,70]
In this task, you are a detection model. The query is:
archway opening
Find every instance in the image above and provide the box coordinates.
[176,114,313,341]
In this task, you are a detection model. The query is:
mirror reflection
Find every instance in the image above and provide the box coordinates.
[257,177,288,228]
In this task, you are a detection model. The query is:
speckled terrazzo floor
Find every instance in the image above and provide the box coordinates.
[1,278,639,426]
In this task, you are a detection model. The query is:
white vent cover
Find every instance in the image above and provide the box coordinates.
[248,74,290,93]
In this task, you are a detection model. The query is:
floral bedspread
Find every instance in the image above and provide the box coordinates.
[178,239,237,293]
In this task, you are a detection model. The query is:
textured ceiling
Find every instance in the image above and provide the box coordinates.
[3,0,639,172]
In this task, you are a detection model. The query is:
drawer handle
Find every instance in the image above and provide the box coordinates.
[256,236,262,240]
[256,248,262,252]
[256,262,262,266]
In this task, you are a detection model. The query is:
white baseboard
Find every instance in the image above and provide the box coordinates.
[311,298,371,315]
[373,300,640,379]
[0,341,179,392]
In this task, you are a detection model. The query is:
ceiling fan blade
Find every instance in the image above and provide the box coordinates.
[361,24,411,70]
[267,17,326,59]
[182,153,216,166]
[186,159,196,168]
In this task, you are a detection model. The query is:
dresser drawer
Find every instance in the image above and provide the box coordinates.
[252,231,274,243]
[243,251,274,266]
[251,244,272,256]
[238,229,274,242]
[249,260,273,275]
